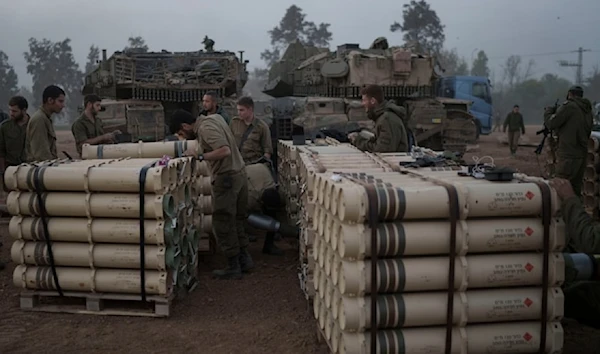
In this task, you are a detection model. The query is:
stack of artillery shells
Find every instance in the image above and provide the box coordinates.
[585,134,600,219]
[5,157,200,299]
[294,145,391,301]
[82,139,214,257]
[311,169,567,354]
[276,138,353,224]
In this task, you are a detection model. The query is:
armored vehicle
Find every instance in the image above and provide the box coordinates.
[82,47,249,141]
[264,38,492,152]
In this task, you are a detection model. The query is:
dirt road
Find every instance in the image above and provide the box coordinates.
[0,128,598,354]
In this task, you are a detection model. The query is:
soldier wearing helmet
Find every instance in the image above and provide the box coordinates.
[544,85,594,196]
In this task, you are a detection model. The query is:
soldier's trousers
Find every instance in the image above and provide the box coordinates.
[555,157,586,196]
[211,170,249,258]
[507,131,520,154]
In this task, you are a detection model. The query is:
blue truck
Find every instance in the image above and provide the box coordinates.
[438,75,494,137]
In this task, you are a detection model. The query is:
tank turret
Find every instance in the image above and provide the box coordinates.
[263,37,478,152]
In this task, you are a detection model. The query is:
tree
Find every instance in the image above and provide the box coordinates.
[471,50,490,77]
[124,36,149,53]
[260,5,332,67]
[585,66,600,103]
[85,45,100,74]
[0,51,19,106]
[24,37,84,121]
[501,55,535,88]
[390,0,445,55]
[17,86,35,107]
[438,48,469,75]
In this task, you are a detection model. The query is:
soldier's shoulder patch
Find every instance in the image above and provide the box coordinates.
[562,100,571,105]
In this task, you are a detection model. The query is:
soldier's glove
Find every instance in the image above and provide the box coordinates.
[545,106,557,115]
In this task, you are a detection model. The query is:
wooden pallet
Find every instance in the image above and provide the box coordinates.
[19,290,174,317]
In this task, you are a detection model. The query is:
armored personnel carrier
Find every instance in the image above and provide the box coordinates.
[263,38,488,152]
[82,47,249,142]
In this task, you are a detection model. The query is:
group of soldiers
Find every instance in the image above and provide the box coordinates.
[497,85,600,326]
[2,82,600,324]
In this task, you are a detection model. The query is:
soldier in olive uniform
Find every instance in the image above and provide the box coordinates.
[170,109,252,280]
[200,91,231,124]
[230,96,273,164]
[0,96,31,271]
[25,85,65,162]
[503,105,525,156]
[549,177,600,328]
[348,85,409,153]
[1,96,29,173]
[71,95,121,157]
[544,86,593,196]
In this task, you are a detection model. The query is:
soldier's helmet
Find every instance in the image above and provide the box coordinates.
[568,85,584,96]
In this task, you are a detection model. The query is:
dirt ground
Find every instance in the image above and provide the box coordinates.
[1,127,599,354]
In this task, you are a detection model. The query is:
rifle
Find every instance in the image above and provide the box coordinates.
[534,99,559,155]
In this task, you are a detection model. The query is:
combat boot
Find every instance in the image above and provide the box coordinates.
[212,255,242,280]
[262,232,284,256]
[239,248,255,273]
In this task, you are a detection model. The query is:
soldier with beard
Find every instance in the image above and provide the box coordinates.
[1,96,29,173]
[544,86,594,196]
[200,91,231,124]
[0,96,30,271]
[348,84,409,153]
[71,95,121,157]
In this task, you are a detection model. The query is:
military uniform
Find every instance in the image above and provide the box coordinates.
[503,112,525,154]
[196,114,250,277]
[353,100,409,153]
[71,113,105,157]
[544,97,593,196]
[559,195,600,327]
[230,116,273,164]
[201,106,231,125]
[0,117,28,167]
[26,107,57,162]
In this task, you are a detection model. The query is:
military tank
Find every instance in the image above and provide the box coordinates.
[263,37,478,152]
[82,45,249,142]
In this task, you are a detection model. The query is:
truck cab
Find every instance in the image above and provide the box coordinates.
[437,76,493,135]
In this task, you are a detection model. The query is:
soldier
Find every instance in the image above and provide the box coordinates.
[230,96,273,164]
[200,91,231,124]
[1,96,29,174]
[348,84,409,153]
[549,177,600,327]
[503,105,525,156]
[170,109,252,280]
[25,85,65,162]
[0,95,31,271]
[544,86,593,196]
[71,94,121,157]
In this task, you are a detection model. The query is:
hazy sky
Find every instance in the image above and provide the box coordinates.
[1,0,599,89]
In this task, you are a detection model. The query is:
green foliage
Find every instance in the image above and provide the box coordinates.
[124,36,149,53]
[23,37,83,122]
[85,45,100,74]
[493,70,572,124]
[0,51,19,106]
[438,48,469,75]
[260,5,332,67]
[390,0,445,54]
[584,67,600,103]
[471,50,490,77]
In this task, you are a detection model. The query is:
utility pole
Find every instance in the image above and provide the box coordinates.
[558,47,591,85]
